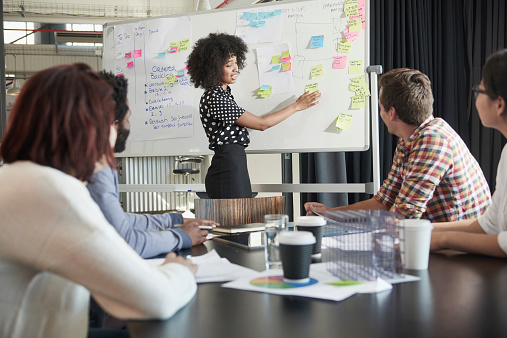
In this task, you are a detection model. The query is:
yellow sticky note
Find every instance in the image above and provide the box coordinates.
[178,38,191,52]
[349,75,366,91]
[282,62,292,72]
[349,60,363,74]
[281,50,290,59]
[348,19,362,33]
[336,113,354,130]
[271,55,281,64]
[310,64,325,79]
[305,82,319,93]
[351,95,366,109]
[355,86,370,97]
[164,75,176,86]
[338,39,353,53]
[344,2,359,17]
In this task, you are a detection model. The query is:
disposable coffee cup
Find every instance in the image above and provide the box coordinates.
[279,231,316,283]
[398,219,433,270]
[295,216,326,258]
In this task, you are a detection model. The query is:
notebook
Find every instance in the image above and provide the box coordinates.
[211,222,266,234]
[212,231,265,250]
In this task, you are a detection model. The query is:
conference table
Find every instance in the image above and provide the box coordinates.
[127,239,507,338]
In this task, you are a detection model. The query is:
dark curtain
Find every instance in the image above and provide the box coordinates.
[299,0,507,215]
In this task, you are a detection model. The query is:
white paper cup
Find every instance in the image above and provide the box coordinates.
[398,219,433,270]
[279,231,316,283]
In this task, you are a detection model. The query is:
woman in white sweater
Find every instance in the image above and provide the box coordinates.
[0,63,197,338]
[431,49,507,257]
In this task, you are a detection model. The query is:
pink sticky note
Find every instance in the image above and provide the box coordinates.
[117,73,125,77]
[281,56,292,63]
[169,46,178,53]
[134,49,142,58]
[333,56,347,69]
[124,52,131,59]
[344,31,360,41]
[126,61,134,68]
[184,64,188,70]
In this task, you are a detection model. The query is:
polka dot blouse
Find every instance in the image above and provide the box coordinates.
[200,85,250,150]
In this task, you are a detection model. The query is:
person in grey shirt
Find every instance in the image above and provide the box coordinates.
[87,71,217,259]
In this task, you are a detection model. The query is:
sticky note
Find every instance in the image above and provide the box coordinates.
[250,12,258,20]
[349,60,363,74]
[241,12,250,20]
[178,38,190,52]
[258,85,273,97]
[258,12,266,19]
[281,56,292,63]
[338,39,353,53]
[355,86,371,97]
[274,9,282,15]
[344,31,360,41]
[281,50,290,59]
[336,113,354,130]
[305,82,319,93]
[249,21,258,27]
[311,64,324,79]
[348,19,362,32]
[168,42,178,53]
[272,65,281,71]
[344,2,359,17]
[164,75,176,86]
[257,21,266,27]
[176,70,185,77]
[310,35,324,49]
[333,56,347,69]
[158,52,166,58]
[260,85,271,91]
[349,75,367,91]
[134,49,142,58]
[271,55,281,64]
[351,95,366,109]
[265,11,275,18]
[117,73,124,77]
[126,61,134,68]
[124,52,132,59]
[282,62,291,72]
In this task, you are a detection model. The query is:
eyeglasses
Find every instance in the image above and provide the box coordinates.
[472,85,488,99]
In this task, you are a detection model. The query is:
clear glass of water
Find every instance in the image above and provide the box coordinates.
[264,214,288,270]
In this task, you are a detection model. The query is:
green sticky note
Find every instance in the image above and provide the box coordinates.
[327,279,364,286]
[271,55,281,64]
[344,2,359,17]
[305,82,319,93]
[351,95,366,109]
[338,39,353,53]
[178,38,191,52]
[281,50,290,59]
[335,113,354,130]
[164,75,176,86]
[282,62,291,72]
[310,64,325,79]
[349,60,363,74]
[348,18,362,33]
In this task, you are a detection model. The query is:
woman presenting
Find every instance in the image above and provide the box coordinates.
[187,33,322,199]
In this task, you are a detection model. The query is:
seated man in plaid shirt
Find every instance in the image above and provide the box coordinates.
[305,68,491,222]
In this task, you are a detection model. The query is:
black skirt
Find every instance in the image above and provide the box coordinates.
[205,144,252,199]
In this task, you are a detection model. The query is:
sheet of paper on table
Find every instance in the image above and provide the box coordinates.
[145,249,259,283]
[222,263,420,301]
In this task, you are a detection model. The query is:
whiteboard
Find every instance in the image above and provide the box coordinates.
[103,0,370,156]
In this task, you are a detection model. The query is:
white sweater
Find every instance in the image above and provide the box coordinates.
[0,162,197,338]
[478,144,507,254]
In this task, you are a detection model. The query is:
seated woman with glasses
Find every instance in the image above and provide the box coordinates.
[431,49,507,257]
[0,63,197,338]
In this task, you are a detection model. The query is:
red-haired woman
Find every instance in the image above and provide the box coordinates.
[0,63,197,338]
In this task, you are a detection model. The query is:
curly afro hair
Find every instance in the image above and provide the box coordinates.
[187,32,248,90]
[99,70,129,123]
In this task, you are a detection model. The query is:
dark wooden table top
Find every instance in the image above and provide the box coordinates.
[128,240,507,338]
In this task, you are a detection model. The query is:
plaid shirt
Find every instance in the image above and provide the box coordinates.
[374,116,491,222]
